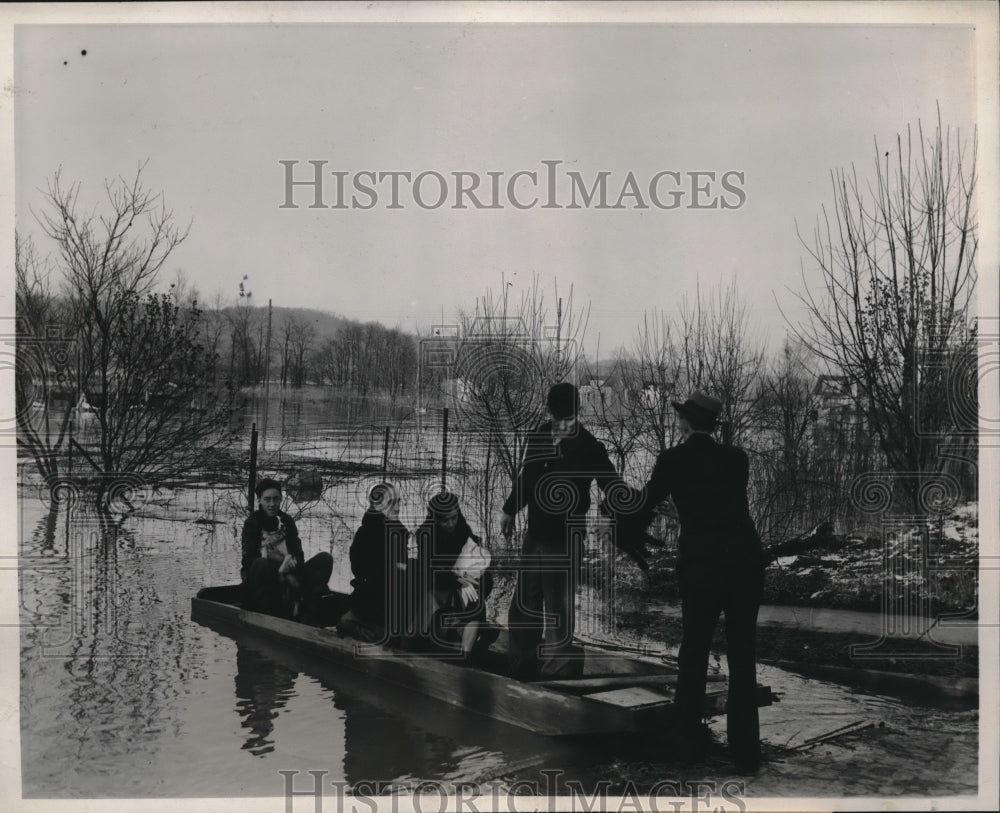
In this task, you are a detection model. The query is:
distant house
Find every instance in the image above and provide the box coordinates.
[639,380,674,409]
[809,374,863,449]
[441,377,470,405]
[579,376,629,418]
[578,377,603,407]
[811,374,856,424]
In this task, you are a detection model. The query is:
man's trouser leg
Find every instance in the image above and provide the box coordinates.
[296,552,334,622]
[244,558,287,617]
[507,556,545,680]
[723,563,764,768]
[674,561,723,752]
[300,552,333,595]
[538,539,584,679]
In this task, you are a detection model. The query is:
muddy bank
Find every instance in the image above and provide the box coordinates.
[621,504,979,619]
[614,609,978,683]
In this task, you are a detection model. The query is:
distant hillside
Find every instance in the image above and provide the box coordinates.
[211,305,356,342]
[200,303,418,392]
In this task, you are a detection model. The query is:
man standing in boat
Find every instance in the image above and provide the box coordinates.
[634,391,765,771]
[501,382,628,681]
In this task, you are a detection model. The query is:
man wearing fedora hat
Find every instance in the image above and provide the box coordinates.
[637,389,765,771]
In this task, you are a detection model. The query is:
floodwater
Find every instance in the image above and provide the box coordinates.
[17,392,982,803]
[17,488,979,803]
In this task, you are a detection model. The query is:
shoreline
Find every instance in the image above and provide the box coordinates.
[614,601,980,702]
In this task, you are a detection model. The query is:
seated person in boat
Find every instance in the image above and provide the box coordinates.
[338,482,410,643]
[241,478,333,622]
[411,491,496,659]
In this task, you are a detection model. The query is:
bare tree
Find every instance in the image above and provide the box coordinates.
[621,282,765,459]
[753,340,831,540]
[580,351,644,480]
[340,322,365,392]
[382,327,417,397]
[15,233,74,480]
[676,281,766,446]
[90,290,237,482]
[791,112,977,510]
[440,275,588,543]
[456,276,587,478]
[310,336,342,386]
[168,268,201,310]
[279,313,316,387]
[623,309,682,457]
[195,290,228,383]
[224,303,268,386]
[17,168,236,503]
[604,283,765,547]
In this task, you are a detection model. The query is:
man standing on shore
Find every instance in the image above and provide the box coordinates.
[637,390,765,771]
[501,382,626,681]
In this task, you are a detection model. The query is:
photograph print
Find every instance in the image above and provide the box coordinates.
[5,3,998,812]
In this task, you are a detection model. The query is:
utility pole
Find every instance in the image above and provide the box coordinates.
[261,298,273,452]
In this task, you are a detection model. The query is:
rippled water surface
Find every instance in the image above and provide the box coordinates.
[18,489,979,801]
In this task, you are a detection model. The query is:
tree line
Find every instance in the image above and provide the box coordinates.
[431,115,978,543]
[16,112,977,532]
[188,301,419,396]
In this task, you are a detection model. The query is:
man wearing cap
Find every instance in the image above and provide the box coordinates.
[638,390,765,771]
[500,382,627,681]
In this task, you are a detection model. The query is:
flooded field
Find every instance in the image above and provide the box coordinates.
[17,485,978,802]
[15,390,982,805]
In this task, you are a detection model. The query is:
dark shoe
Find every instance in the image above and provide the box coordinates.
[731,747,761,774]
[664,723,712,765]
[732,759,760,775]
[659,738,705,766]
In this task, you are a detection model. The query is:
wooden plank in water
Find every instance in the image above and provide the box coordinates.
[537,673,726,694]
[583,686,673,708]
[489,629,673,678]
[702,684,774,716]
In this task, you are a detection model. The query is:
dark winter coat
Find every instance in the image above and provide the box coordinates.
[502,421,623,551]
[349,509,409,624]
[641,432,763,567]
[240,509,304,581]
[413,511,476,594]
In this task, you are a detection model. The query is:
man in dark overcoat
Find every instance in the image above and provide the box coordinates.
[638,390,765,771]
[501,382,628,681]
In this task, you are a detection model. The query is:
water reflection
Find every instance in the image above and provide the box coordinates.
[18,482,981,800]
[217,626,561,787]
[234,644,299,756]
[20,494,236,796]
[240,388,419,461]
[338,681,457,786]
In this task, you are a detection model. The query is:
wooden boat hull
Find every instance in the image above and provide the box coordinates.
[192,588,771,737]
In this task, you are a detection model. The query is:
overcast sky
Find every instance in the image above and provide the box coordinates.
[11,12,986,360]
[3,6,999,813]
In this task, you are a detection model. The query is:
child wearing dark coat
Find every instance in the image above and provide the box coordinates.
[412,491,495,658]
[339,482,410,643]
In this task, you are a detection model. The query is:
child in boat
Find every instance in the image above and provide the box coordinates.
[339,482,410,643]
[241,478,333,621]
[412,491,496,659]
